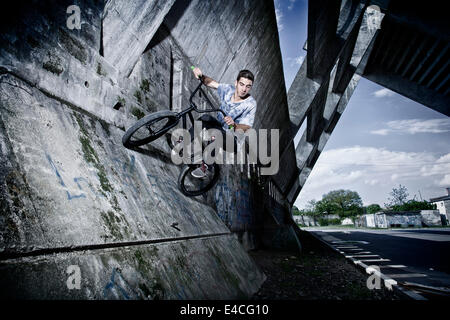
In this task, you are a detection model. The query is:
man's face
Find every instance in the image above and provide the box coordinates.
[235,77,253,98]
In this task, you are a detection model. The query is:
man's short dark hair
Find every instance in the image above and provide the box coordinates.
[237,70,254,82]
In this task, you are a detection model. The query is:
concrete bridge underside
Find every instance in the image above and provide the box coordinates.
[277,0,449,208]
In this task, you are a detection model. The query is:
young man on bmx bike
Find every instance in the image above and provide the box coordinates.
[188,67,257,178]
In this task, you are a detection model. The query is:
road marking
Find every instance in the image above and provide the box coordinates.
[335,246,358,249]
[379,265,407,268]
[345,248,364,251]
[332,240,369,245]
[358,258,391,262]
[385,273,427,278]
[345,254,379,258]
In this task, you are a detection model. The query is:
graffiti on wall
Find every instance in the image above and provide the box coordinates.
[45,152,202,232]
[214,178,253,230]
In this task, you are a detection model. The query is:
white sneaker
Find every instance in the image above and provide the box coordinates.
[191,163,208,178]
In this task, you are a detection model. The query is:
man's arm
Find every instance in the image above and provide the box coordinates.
[192,67,219,89]
[223,116,251,132]
[235,124,251,132]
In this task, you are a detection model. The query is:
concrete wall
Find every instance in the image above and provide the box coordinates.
[433,200,450,221]
[356,212,424,228]
[420,210,443,227]
[294,215,318,227]
[386,213,422,228]
[0,0,293,299]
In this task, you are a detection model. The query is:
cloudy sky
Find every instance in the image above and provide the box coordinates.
[274,0,450,208]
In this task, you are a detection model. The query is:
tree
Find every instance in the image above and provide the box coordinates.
[391,200,436,212]
[303,199,320,217]
[366,204,382,214]
[385,184,409,208]
[317,189,363,218]
[292,205,301,216]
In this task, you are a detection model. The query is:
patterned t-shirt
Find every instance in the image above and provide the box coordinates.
[216,84,257,130]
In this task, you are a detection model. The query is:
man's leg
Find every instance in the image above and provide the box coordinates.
[189,115,223,178]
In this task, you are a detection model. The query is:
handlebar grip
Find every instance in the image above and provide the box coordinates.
[191,66,204,82]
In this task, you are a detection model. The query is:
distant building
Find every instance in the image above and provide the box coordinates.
[430,188,450,224]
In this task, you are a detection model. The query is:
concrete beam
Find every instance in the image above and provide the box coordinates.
[333,5,385,92]
[307,0,342,81]
[285,5,385,204]
[287,73,360,204]
[280,0,365,160]
[102,0,176,76]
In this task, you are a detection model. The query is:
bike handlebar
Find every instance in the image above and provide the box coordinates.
[188,69,234,129]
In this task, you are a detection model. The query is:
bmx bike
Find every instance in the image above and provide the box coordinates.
[122,76,231,197]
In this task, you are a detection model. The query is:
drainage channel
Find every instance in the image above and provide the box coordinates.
[0,232,232,262]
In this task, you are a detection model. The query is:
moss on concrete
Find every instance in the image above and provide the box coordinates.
[140,79,150,93]
[97,168,113,194]
[96,62,106,76]
[207,245,245,297]
[134,91,142,104]
[43,60,63,75]
[74,112,114,196]
[131,106,145,120]
[58,28,87,64]
[100,210,123,240]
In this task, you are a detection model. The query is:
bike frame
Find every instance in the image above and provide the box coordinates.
[176,77,226,131]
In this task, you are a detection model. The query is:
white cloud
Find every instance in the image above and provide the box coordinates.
[438,174,450,186]
[286,55,305,67]
[370,129,390,135]
[274,1,284,32]
[294,147,450,209]
[370,118,450,135]
[295,55,305,65]
[373,88,395,98]
[288,0,297,10]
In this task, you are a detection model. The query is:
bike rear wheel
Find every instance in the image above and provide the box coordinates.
[122,110,178,148]
[178,163,220,197]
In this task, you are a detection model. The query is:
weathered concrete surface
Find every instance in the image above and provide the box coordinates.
[0,73,265,298]
[0,234,260,299]
[420,210,442,227]
[102,0,176,76]
[0,0,289,299]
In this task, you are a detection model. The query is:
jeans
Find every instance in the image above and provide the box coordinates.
[188,114,238,154]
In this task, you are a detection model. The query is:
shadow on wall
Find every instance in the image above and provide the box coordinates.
[144,0,193,52]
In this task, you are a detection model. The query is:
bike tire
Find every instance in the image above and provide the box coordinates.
[178,163,220,197]
[122,110,178,148]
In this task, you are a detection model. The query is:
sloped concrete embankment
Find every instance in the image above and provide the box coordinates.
[0,0,270,299]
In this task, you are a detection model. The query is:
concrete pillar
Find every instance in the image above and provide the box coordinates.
[285,5,384,205]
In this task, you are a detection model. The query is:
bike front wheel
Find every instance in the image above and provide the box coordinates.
[178,163,220,197]
[122,110,178,148]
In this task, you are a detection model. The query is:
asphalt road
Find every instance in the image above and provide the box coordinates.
[305,227,450,292]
